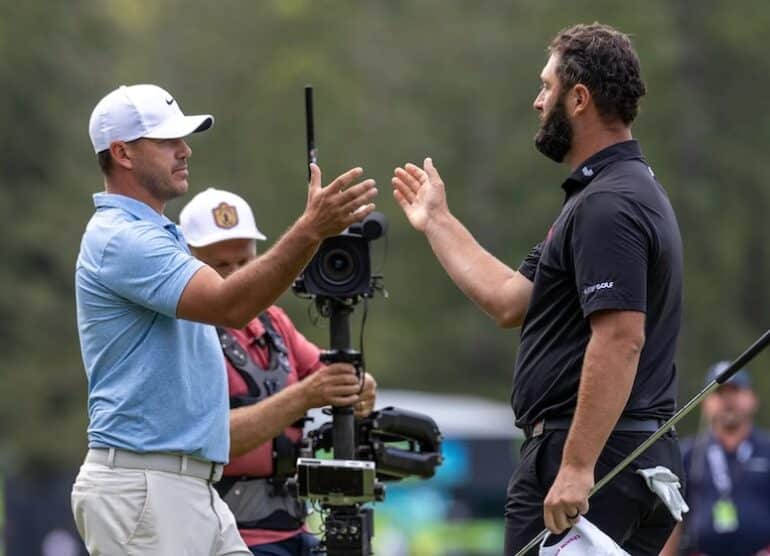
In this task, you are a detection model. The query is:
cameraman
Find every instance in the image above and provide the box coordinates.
[180,188,377,556]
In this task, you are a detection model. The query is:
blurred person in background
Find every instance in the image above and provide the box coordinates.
[661,362,770,556]
[180,188,377,556]
[71,83,377,555]
[391,23,684,555]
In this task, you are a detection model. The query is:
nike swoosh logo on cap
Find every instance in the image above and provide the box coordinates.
[165,97,174,105]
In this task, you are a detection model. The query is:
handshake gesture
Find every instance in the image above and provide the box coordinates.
[300,163,378,241]
[391,157,449,234]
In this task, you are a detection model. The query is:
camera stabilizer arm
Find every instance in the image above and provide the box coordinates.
[307,407,443,481]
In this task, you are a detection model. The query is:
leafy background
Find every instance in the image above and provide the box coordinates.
[2,0,769,473]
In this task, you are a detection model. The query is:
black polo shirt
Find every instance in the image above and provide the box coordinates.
[512,140,683,428]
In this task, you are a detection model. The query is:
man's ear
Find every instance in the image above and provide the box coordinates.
[109,141,133,171]
[570,84,591,117]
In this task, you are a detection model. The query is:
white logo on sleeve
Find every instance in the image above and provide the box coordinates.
[583,281,614,296]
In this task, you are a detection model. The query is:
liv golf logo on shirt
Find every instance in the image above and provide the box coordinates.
[583,281,614,296]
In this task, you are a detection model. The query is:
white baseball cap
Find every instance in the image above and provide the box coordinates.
[179,188,267,247]
[88,84,214,153]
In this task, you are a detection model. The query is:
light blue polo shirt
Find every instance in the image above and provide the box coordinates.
[75,192,229,463]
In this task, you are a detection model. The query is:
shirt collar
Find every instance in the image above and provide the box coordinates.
[561,140,644,196]
[246,315,266,338]
[93,192,181,238]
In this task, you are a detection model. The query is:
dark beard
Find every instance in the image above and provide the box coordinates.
[534,97,573,163]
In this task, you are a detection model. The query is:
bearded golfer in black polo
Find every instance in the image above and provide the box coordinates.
[391,23,685,555]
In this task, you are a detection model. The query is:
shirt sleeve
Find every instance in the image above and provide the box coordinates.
[571,191,649,317]
[518,242,544,282]
[269,308,322,379]
[99,223,204,317]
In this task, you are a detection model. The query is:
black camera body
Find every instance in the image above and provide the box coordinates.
[305,407,443,482]
[294,212,387,299]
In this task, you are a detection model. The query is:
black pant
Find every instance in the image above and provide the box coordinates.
[504,429,684,556]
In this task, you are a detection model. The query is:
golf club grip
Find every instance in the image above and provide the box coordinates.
[514,327,770,556]
[305,85,317,180]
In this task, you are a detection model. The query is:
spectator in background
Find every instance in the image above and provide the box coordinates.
[661,362,770,556]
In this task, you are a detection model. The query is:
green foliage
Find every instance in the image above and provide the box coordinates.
[3,0,770,468]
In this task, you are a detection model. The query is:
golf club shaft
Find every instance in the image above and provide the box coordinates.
[514,328,770,556]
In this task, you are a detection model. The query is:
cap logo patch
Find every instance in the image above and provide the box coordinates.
[212,202,239,229]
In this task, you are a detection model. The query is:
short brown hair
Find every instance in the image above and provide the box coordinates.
[97,149,112,175]
[549,23,646,125]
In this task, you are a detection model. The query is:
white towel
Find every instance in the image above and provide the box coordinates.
[636,465,690,521]
[539,517,631,555]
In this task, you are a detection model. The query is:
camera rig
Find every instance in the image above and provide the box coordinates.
[290,233,443,554]
[286,86,443,556]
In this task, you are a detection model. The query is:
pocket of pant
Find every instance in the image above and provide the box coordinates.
[123,471,152,547]
[71,465,151,549]
[531,432,554,489]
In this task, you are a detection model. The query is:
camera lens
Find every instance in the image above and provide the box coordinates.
[301,234,372,297]
[320,248,356,285]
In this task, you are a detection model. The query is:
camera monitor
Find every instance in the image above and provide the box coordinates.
[295,458,378,506]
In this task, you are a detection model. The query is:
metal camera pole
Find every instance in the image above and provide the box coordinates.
[325,298,357,460]
[515,328,770,556]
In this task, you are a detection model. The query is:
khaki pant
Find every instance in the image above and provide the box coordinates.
[71,461,251,555]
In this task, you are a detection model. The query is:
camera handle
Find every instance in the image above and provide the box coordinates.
[317,297,362,460]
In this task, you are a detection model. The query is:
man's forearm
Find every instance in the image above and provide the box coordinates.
[659,523,682,556]
[229,381,310,458]
[561,325,642,471]
[423,211,531,327]
[220,217,320,327]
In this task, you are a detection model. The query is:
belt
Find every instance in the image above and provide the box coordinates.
[522,416,666,440]
[86,448,224,482]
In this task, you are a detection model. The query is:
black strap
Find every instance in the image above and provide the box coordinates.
[218,312,305,479]
[258,312,290,372]
[217,312,291,404]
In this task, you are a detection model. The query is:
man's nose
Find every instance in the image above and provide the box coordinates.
[178,139,192,158]
[533,91,544,112]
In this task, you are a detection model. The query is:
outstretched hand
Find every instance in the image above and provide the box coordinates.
[302,163,377,241]
[391,157,449,233]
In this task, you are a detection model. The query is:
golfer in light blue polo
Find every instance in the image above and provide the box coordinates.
[71,84,378,555]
